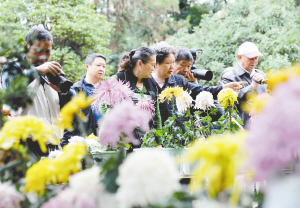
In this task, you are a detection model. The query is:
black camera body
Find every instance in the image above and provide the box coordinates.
[189,49,213,81]
[45,71,73,93]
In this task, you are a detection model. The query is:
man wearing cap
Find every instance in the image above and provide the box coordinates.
[221,42,267,128]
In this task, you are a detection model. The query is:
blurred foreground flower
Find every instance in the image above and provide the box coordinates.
[85,133,98,141]
[195,91,215,110]
[136,98,155,119]
[0,115,59,152]
[24,142,87,195]
[99,101,150,147]
[217,88,238,109]
[92,78,133,109]
[187,133,246,198]
[266,63,300,90]
[176,91,193,113]
[158,86,185,103]
[59,92,93,130]
[116,149,180,208]
[41,166,104,208]
[241,92,272,115]
[0,181,25,208]
[247,77,300,178]
[68,136,86,145]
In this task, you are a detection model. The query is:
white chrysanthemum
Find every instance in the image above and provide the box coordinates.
[0,182,25,208]
[85,139,102,153]
[48,150,63,159]
[68,136,86,145]
[116,149,180,208]
[195,91,215,110]
[264,175,300,208]
[69,166,101,192]
[176,91,193,113]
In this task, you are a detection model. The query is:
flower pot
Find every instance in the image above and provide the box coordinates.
[91,151,120,167]
[161,148,185,174]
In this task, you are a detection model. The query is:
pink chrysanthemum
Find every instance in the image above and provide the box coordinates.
[247,77,300,178]
[136,98,155,119]
[99,101,150,147]
[92,78,134,109]
[0,181,24,208]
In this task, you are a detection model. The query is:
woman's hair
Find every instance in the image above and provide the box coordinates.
[175,46,193,62]
[118,52,130,72]
[119,47,156,72]
[152,41,177,64]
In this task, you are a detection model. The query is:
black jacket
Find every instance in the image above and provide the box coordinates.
[61,76,97,147]
[148,74,223,129]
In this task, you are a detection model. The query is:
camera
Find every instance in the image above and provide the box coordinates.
[189,49,213,81]
[43,70,73,93]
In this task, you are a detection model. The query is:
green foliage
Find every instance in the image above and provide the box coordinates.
[212,106,243,134]
[101,149,125,193]
[167,0,300,85]
[194,107,219,138]
[0,0,113,82]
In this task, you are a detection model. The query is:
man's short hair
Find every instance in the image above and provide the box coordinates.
[25,26,53,46]
[175,46,194,62]
[85,53,106,65]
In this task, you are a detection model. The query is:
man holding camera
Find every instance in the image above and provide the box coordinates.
[221,41,267,128]
[1,26,75,156]
[61,53,106,147]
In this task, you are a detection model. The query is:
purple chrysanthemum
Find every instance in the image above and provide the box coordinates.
[247,77,300,178]
[92,78,134,110]
[136,98,155,119]
[99,101,150,147]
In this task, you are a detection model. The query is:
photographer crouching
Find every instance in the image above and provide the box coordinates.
[1,26,76,158]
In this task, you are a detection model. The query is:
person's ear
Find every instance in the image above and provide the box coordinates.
[238,55,242,60]
[137,60,143,68]
[85,64,89,72]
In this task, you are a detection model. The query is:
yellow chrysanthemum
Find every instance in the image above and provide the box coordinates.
[85,133,98,141]
[0,116,59,152]
[266,63,300,90]
[217,88,238,109]
[24,142,86,195]
[187,132,246,199]
[158,86,185,103]
[59,92,93,130]
[241,92,272,114]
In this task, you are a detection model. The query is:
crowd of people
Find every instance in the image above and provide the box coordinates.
[1,26,268,156]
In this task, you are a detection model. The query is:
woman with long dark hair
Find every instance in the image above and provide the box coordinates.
[116,47,163,147]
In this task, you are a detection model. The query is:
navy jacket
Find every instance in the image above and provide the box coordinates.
[61,76,97,147]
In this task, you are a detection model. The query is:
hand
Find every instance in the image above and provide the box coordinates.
[223,81,247,92]
[251,74,264,90]
[49,82,61,92]
[157,144,162,148]
[36,61,62,76]
[185,71,196,82]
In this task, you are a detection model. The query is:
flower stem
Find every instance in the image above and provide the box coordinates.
[206,108,211,137]
[229,107,232,132]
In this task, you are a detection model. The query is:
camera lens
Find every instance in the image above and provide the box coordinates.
[191,69,213,81]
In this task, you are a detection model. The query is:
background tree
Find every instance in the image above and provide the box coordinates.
[167,0,300,85]
[0,0,113,82]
